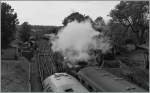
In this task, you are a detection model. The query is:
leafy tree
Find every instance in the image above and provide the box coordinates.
[109,1,149,69]
[19,22,31,42]
[95,16,105,26]
[94,16,106,32]
[108,20,128,46]
[62,12,91,26]
[84,15,94,23]
[109,1,149,45]
[1,2,19,48]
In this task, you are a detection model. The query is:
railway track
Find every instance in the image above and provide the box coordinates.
[36,40,65,84]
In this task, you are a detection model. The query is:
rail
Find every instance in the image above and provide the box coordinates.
[36,43,65,84]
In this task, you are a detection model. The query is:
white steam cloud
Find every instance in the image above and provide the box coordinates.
[51,20,111,63]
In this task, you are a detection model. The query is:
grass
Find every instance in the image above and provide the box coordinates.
[104,67,149,90]
[103,49,149,90]
[1,58,30,92]
[1,48,17,60]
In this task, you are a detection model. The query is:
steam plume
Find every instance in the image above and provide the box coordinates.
[51,20,111,63]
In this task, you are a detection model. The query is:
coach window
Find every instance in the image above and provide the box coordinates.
[47,87,52,92]
[87,85,94,92]
[81,79,85,84]
[64,88,74,92]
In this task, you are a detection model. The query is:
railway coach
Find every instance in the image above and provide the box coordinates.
[77,67,147,92]
[43,73,89,92]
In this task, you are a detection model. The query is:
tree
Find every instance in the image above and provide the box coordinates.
[109,1,149,70]
[19,22,31,42]
[95,16,105,26]
[94,16,106,32]
[62,12,91,26]
[109,1,149,45]
[1,2,19,48]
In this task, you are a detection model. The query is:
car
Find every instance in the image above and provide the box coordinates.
[43,73,89,92]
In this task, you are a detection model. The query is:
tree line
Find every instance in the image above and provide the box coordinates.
[1,1,149,50]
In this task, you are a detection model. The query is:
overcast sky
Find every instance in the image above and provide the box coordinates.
[5,1,120,26]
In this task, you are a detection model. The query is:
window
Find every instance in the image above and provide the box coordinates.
[64,88,74,92]
[81,79,85,84]
[46,87,52,92]
[87,85,94,92]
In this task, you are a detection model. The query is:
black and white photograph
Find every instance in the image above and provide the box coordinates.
[1,0,149,92]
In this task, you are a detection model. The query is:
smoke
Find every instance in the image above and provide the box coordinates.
[51,20,111,63]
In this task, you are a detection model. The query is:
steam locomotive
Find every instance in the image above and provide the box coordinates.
[43,62,147,92]
[42,48,147,92]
